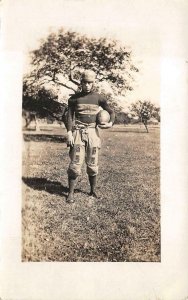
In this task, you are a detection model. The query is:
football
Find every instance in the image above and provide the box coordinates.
[96,110,110,125]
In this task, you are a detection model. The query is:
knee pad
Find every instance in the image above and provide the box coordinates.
[67,164,81,179]
[87,165,98,176]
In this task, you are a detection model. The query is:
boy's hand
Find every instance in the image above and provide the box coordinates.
[67,131,74,146]
[98,121,113,129]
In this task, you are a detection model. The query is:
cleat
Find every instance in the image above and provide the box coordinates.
[66,193,75,203]
[89,191,100,199]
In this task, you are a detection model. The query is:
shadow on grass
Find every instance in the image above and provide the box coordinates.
[22,177,88,197]
[110,129,149,133]
[23,134,67,143]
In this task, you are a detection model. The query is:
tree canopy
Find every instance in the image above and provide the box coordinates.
[129,100,160,121]
[23,83,68,124]
[24,28,139,103]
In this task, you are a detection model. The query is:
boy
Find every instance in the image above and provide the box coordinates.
[66,70,115,203]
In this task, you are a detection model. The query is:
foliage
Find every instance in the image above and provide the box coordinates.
[114,112,130,124]
[25,28,139,98]
[129,100,160,121]
[152,107,160,122]
[23,82,68,123]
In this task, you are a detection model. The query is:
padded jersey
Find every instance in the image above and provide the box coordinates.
[67,91,115,131]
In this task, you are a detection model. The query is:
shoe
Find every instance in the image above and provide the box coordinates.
[89,191,100,199]
[66,193,75,203]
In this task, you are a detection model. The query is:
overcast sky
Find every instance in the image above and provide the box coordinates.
[1,0,188,105]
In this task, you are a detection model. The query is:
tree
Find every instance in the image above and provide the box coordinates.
[129,100,160,132]
[152,106,160,122]
[114,112,130,125]
[129,100,159,119]
[22,82,68,129]
[25,28,139,101]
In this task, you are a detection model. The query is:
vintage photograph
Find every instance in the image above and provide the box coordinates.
[21,0,160,262]
[1,0,188,299]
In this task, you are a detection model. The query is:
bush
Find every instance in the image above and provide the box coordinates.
[114,112,130,124]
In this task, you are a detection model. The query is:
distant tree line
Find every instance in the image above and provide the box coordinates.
[114,100,160,125]
[23,85,160,129]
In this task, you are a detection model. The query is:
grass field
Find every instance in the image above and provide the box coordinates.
[22,125,160,262]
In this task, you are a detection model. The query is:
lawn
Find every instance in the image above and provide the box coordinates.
[22,125,160,262]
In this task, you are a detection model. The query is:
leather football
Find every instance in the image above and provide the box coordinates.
[96,110,110,124]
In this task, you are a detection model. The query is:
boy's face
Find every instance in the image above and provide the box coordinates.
[82,80,93,93]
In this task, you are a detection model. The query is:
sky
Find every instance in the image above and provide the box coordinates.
[1,0,188,106]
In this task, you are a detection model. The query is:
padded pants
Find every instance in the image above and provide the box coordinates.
[67,127,101,178]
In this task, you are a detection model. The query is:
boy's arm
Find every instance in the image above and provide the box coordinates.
[67,99,75,146]
[98,97,115,128]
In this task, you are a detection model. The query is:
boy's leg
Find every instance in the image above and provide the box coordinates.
[67,132,85,203]
[86,128,101,198]
[86,146,100,198]
[88,175,98,197]
[67,176,77,203]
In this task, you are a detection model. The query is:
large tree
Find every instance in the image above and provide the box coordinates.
[25,28,139,102]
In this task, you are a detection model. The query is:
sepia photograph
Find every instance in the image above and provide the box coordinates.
[0,0,188,299]
[21,1,160,262]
